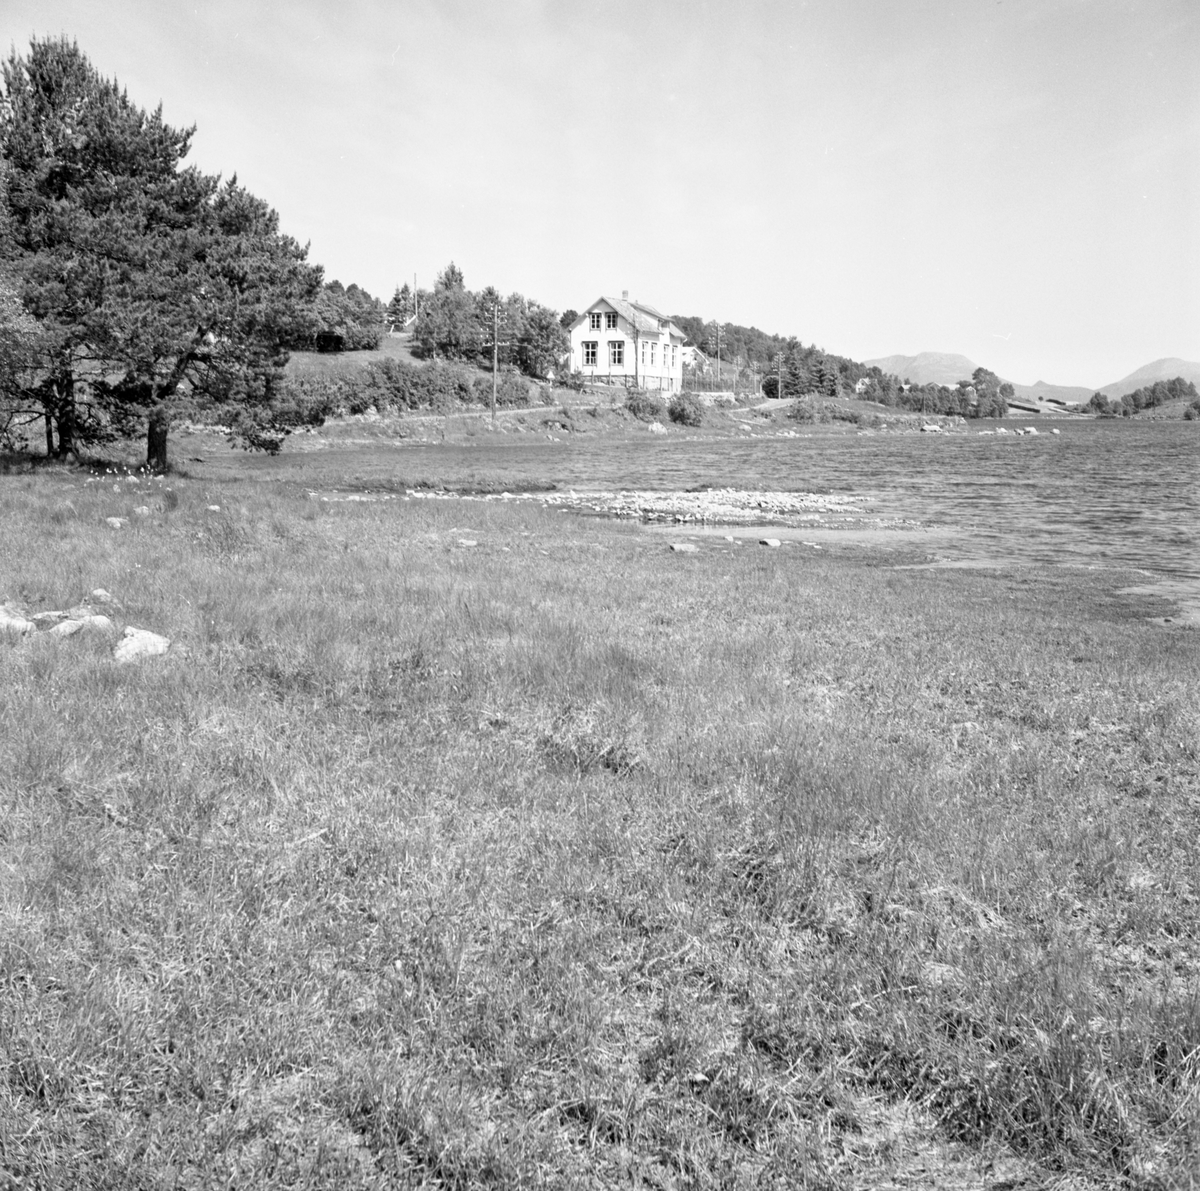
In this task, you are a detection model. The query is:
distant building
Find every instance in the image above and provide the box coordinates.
[568,293,686,391]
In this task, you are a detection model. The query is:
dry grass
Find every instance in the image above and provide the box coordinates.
[1,465,1198,1188]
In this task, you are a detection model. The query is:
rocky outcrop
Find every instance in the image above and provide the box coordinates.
[1,592,170,663]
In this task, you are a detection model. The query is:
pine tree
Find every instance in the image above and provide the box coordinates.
[1,37,322,466]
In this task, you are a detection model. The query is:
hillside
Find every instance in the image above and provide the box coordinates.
[1009,380,1094,405]
[1100,358,1200,399]
[863,352,978,386]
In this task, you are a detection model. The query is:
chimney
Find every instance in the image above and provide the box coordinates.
[622,290,629,300]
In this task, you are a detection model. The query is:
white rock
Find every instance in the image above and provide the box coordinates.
[669,542,699,553]
[51,614,116,638]
[90,589,119,606]
[207,505,221,512]
[1051,428,1061,435]
[646,421,667,435]
[134,505,151,517]
[113,626,171,664]
[920,423,942,433]
[457,539,478,547]
[759,538,783,548]
[1024,426,1039,435]
[1,606,35,636]
[105,517,127,529]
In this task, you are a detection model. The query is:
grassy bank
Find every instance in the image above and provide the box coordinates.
[2,467,1198,1188]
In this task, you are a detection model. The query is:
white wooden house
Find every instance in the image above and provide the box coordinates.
[568,293,686,392]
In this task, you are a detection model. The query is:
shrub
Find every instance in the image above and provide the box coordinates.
[668,394,704,427]
[625,391,666,422]
[471,369,533,408]
[1185,400,1200,421]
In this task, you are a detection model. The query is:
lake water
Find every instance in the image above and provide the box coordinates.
[314,420,1197,584]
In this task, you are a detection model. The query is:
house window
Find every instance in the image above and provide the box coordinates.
[609,340,624,366]
[650,342,657,366]
[640,341,646,366]
[589,312,602,331]
[605,311,617,330]
[672,346,677,368]
[582,341,598,366]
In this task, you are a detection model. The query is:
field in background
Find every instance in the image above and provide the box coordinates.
[2,467,1198,1188]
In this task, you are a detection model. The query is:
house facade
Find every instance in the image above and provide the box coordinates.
[568,293,686,392]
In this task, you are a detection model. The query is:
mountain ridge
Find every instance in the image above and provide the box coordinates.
[864,352,1200,403]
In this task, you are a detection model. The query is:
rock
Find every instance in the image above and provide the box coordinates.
[90,589,119,607]
[646,421,667,435]
[51,614,116,639]
[669,542,699,553]
[206,505,221,512]
[30,610,70,629]
[105,517,127,529]
[920,423,942,433]
[1024,426,1039,435]
[113,626,171,664]
[133,505,151,517]
[1051,428,1061,435]
[1,605,35,636]
[759,538,783,548]
[457,539,478,547]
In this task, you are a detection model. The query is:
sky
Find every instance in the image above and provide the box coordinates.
[3,0,1197,388]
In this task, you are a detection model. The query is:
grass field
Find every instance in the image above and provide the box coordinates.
[2,462,1198,1188]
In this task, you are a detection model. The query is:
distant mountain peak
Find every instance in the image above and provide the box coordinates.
[1101,357,1200,398]
[862,351,979,386]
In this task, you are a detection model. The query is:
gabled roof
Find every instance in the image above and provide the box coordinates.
[572,296,685,340]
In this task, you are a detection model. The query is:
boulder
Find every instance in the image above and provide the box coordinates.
[646,421,667,435]
[30,610,70,629]
[113,626,171,664]
[669,542,699,553]
[90,589,120,607]
[50,614,116,639]
[759,538,783,548]
[134,505,151,517]
[1,605,35,636]
[105,517,127,529]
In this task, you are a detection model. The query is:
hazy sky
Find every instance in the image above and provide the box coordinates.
[4,0,1197,386]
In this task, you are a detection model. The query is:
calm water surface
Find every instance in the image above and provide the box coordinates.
[315,420,1198,582]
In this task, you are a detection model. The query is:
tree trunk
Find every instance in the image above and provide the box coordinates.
[44,412,55,458]
[147,404,170,472]
[55,401,75,459]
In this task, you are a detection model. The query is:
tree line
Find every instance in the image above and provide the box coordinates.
[1087,377,1198,417]
[386,262,569,381]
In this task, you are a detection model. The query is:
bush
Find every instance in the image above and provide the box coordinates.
[625,391,666,422]
[1184,402,1199,421]
[360,359,475,412]
[668,394,704,427]
[472,369,533,409]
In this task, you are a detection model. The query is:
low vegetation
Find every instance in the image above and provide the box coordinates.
[1,465,1197,1187]
[668,394,705,428]
[625,391,667,423]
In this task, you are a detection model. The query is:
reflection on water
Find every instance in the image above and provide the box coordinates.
[316,420,1199,582]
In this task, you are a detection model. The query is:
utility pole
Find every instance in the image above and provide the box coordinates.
[776,350,784,401]
[714,322,723,389]
[481,298,511,428]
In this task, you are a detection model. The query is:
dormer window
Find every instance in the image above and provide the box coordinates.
[589,312,602,331]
